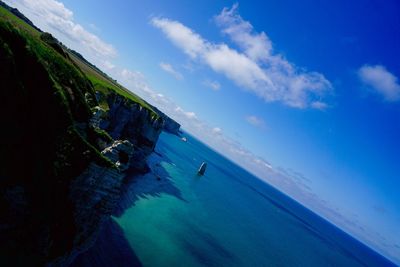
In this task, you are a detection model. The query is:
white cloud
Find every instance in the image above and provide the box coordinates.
[310,101,329,110]
[215,3,272,62]
[151,17,206,59]
[102,60,116,70]
[5,0,117,59]
[151,4,332,109]
[203,43,275,92]
[159,62,183,80]
[118,68,200,129]
[212,127,222,135]
[358,65,400,101]
[88,23,100,32]
[203,79,221,90]
[174,106,196,119]
[246,115,266,129]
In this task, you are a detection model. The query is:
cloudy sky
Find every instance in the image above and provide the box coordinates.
[4,0,400,263]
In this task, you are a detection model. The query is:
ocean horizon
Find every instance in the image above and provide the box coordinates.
[72,132,397,267]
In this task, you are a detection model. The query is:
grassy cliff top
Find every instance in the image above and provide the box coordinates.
[0,4,157,116]
[0,4,115,169]
[66,48,155,113]
[0,3,119,263]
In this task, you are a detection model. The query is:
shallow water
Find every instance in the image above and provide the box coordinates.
[112,132,395,267]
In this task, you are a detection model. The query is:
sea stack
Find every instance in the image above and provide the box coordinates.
[198,162,207,175]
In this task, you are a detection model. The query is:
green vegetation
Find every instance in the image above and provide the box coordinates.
[87,73,151,108]
[0,1,168,264]
[0,3,41,35]
[0,0,41,32]
[89,126,114,145]
[40,32,68,58]
[0,5,119,263]
[67,50,156,114]
[0,1,157,115]
[1,3,121,168]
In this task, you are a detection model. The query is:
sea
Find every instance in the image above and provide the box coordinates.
[72,132,396,267]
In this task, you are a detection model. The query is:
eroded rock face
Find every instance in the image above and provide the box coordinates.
[101,140,134,171]
[89,106,107,129]
[151,105,181,135]
[49,95,168,265]
[100,95,164,164]
[52,140,134,266]
[162,117,181,135]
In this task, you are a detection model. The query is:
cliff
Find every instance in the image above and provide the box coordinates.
[151,105,181,135]
[103,94,164,168]
[0,3,173,266]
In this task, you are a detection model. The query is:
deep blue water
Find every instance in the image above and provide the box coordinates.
[74,132,396,267]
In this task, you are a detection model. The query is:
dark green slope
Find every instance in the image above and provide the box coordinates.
[0,3,150,265]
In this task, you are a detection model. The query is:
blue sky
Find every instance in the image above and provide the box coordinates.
[5,0,400,263]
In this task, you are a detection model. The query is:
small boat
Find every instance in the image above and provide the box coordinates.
[181,137,187,142]
[197,162,207,175]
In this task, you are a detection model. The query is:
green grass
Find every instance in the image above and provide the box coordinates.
[1,6,95,114]
[0,5,40,36]
[0,5,114,169]
[0,15,118,262]
[0,4,133,263]
[67,51,157,115]
[0,3,159,172]
[0,4,157,118]
[87,73,154,109]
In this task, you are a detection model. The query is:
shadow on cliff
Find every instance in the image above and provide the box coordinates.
[113,149,186,218]
[70,218,142,267]
[70,134,186,267]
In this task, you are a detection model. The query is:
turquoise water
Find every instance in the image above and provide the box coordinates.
[113,132,395,267]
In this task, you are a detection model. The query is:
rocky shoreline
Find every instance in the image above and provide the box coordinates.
[50,97,181,266]
[67,134,183,267]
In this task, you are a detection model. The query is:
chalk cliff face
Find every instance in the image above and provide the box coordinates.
[161,114,181,135]
[52,140,135,266]
[151,105,181,135]
[105,95,163,150]
[100,94,164,171]
[51,99,165,266]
